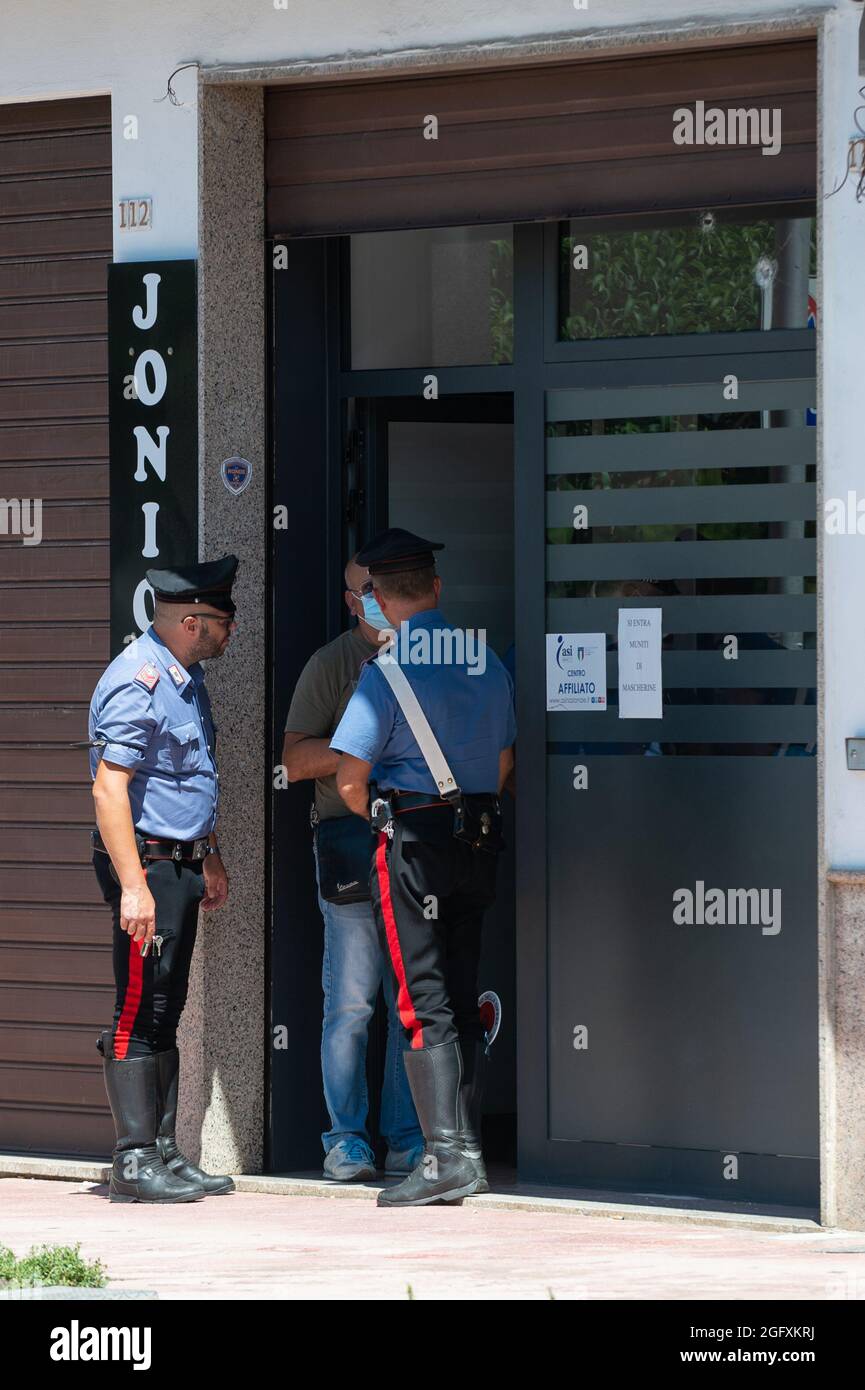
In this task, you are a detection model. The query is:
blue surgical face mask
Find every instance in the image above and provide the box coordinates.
[361,590,390,631]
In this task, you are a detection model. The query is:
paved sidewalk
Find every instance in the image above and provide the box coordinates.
[2,1177,865,1300]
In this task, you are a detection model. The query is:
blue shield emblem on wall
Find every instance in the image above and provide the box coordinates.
[221,456,252,495]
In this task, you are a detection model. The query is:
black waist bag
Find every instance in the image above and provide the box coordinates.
[315,815,373,904]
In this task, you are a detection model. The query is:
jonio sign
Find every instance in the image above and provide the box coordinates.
[107,260,198,656]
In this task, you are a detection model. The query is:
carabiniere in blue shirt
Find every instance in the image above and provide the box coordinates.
[330,607,516,795]
[88,626,219,840]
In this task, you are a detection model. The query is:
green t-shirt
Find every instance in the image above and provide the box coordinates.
[284,625,380,820]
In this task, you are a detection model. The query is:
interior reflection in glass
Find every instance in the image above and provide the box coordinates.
[558,212,816,341]
[545,405,815,755]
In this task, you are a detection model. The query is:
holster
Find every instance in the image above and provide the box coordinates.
[370,787,395,833]
[451,793,504,854]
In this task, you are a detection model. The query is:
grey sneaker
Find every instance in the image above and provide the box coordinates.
[323,1139,377,1182]
[384,1143,425,1175]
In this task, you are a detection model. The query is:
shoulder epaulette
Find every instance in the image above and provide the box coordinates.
[133,663,160,692]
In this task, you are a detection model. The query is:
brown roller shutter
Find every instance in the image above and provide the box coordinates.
[0,96,113,1156]
[266,38,816,236]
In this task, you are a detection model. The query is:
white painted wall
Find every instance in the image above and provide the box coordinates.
[0,0,838,259]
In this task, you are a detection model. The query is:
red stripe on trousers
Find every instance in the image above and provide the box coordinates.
[114,935,144,1060]
[375,831,424,1050]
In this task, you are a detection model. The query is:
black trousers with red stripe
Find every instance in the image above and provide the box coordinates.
[370,807,498,1052]
[93,852,204,1059]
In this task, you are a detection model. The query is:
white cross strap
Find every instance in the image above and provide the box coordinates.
[374,650,461,798]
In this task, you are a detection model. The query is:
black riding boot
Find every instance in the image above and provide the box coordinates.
[458,1035,489,1194]
[155,1047,235,1196]
[377,1039,480,1208]
[98,1030,203,1204]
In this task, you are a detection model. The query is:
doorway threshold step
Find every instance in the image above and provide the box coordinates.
[238,1170,821,1232]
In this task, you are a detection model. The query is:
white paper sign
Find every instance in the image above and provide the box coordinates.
[546,633,607,712]
[617,608,663,719]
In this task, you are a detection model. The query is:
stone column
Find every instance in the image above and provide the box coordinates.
[822,874,865,1229]
[177,82,266,1173]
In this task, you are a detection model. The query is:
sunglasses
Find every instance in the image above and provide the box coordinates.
[183,611,235,626]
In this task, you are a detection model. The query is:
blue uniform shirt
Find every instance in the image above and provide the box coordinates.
[330,608,516,794]
[88,626,219,839]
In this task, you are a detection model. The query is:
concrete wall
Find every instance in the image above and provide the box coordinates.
[818,3,865,1230]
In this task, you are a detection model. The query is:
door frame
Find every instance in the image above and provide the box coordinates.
[269,221,818,1192]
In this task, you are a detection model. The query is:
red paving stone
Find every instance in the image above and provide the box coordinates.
[2,1178,865,1300]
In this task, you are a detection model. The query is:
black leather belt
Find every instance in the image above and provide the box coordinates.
[91,829,211,862]
[387,791,452,814]
[387,790,497,815]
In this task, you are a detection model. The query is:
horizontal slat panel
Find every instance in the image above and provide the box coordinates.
[547,380,815,422]
[0,96,109,137]
[0,748,92,781]
[546,483,815,526]
[269,147,817,237]
[0,830,94,871]
[661,650,815,687]
[0,787,94,826]
[0,507,107,552]
[0,257,107,304]
[0,173,110,220]
[0,215,111,259]
[542,648,815,687]
[0,420,107,462]
[0,130,110,177]
[548,538,816,580]
[0,500,108,544]
[0,461,107,500]
[0,863,103,903]
[0,301,106,342]
[266,39,816,235]
[0,906,106,943]
[0,586,107,622]
[0,543,108,582]
[0,669,99,702]
[267,42,817,136]
[0,339,106,380]
[0,942,111,985]
[0,1021,109,1066]
[269,97,816,187]
[546,594,816,633]
[0,707,93,741]
[0,95,112,1158]
[549,705,815,742]
[0,1062,106,1109]
[0,1105,112,1156]
[0,624,108,661]
[546,427,815,474]
[0,981,111,1025]
[0,379,107,421]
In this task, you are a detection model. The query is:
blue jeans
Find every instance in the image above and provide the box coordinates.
[315,846,421,1156]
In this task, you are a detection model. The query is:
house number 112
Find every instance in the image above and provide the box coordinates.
[118,197,153,231]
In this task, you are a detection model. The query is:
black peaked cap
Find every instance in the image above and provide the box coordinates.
[356,527,444,576]
[146,555,239,614]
